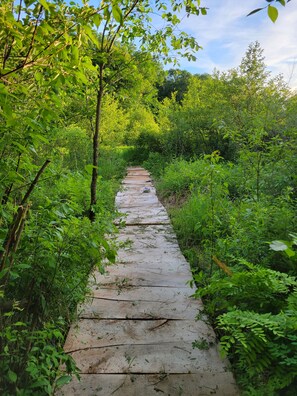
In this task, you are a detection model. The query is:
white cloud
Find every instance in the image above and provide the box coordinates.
[172,0,297,90]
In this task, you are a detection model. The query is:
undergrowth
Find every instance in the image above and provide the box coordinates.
[153,152,297,395]
[0,142,127,394]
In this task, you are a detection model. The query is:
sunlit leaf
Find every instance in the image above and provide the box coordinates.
[268,5,278,22]
[38,0,50,11]
[112,4,123,25]
[269,240,288,251]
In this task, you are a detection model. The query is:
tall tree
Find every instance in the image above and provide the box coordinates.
[86,0,207,221]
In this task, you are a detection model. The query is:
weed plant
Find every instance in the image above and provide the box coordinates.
[155,152,297,394]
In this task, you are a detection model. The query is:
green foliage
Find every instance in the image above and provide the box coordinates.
[126,105,160,146]
[98,146,128,181]
[142,152,169,178]
[218,308,297,393]
[156,158,207,198]
[0,144,125,393]
[270,233,297,258]
[0,316,78,395]
[157,68,192,103]
[0,2,296,393]
[195,261,297,314]
[192,259,297,393]
[157,154,297,394]
[100,96,129,146]
[54,126,92,171]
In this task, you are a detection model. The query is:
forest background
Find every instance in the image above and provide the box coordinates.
[0,0,296,395]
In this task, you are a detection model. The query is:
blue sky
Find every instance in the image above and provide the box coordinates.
[166,0,297,90]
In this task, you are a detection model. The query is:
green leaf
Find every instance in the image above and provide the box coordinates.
[12,141,28,153]
[93,13,102,28]
[72,46,79,63]
[0,268,10,280]
[15,264,31,270]
[289,233,297,245]
[268,5,278,22]
[8,370,17,383]
[112,4,123,25]
[284,248,295,258]
[24,0,36,6]
[85,164,98,175]
[38,0,50,10]
[269,240,295,257]
[84,25,99,48]
[277,0,286,6]
[56,375,72,387]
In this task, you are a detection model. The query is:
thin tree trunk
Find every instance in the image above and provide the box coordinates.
[0,159,50,272]
[89,64,104,222]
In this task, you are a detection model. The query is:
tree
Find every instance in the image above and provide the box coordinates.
[157,69,192,103]
[85,0,207,221]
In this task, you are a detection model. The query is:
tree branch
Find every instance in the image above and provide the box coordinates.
[20,159,50,206]
[21,5,44,68]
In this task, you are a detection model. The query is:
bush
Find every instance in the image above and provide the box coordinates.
[142,152,169,178]
[0,147,127,394]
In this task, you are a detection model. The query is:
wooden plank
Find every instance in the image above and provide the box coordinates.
[66,342,229,374]
[116,197,160,207]
[80,285,201,319]
[119,214,170,225]
[93,266,192,288]
[64,319,215,352]
[91,286,195,301]
[122,179,152,185]
[117,226,181,250]
[57,373,238,396]
[117,250,190,270]
[79,297,203,320]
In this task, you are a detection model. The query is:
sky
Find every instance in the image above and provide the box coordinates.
[165,0,297,90]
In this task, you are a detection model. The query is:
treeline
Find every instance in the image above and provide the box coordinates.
[141,42,297,395]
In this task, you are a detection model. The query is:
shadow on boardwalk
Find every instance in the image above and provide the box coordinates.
[58,167,239,396]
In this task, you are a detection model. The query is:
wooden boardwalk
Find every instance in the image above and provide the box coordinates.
[58,167,238,395]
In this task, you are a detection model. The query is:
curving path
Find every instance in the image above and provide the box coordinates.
[58,167,238,395]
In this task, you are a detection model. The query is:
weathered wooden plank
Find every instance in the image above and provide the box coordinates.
[117,250,191,271]
[116,195,160,205]
[93,266,192,288]
[117,225,182,250]
[79,285,202,320]
[57,373,237,396]
[66,342,229,374]
[79,297,202,320]
[122,179,152,185]
[91,285,195,301]
[119,214,170,225]
[64,319,214,352]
